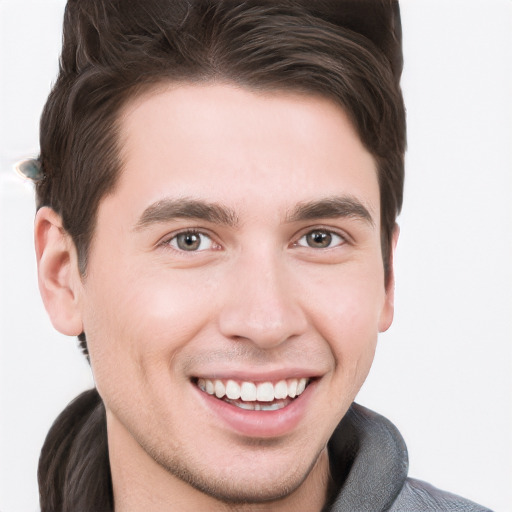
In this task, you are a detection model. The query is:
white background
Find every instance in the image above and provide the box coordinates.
[1,1,511,511]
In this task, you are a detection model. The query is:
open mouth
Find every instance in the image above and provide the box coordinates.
[195,377,311,411]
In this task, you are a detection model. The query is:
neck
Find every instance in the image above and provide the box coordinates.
[108,413,331,512]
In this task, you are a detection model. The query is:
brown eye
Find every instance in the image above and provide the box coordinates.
[307,231,331,248]
[170,232,213,251]
[297,230,344,249]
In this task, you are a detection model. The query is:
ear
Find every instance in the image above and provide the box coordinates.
[378,224,399,333]
[35,207,84,336]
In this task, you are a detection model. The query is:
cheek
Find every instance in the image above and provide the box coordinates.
[81,266,218,395]
[302,263,385,384]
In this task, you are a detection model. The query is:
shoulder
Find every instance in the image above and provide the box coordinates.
[388,477,493,512]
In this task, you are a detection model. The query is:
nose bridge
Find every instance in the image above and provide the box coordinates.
[218,244,307,348]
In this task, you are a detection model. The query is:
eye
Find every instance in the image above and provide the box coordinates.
[167,231,215,252]
[296,229,345,249]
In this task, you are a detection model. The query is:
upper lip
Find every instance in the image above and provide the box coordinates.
[191,368,323,383]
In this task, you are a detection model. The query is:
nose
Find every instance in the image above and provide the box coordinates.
[218,248,308,349]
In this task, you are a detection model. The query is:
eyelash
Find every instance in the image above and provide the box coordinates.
[160,229,219,253]
[293,227,349,250]
[159,226,349,254]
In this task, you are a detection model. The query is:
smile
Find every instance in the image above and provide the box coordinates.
[196,377,310,411]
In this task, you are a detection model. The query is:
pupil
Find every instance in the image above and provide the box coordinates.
[308,231,331,248]
[177,233,200,251]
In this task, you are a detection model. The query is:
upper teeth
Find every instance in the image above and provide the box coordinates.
[197,377,309,402]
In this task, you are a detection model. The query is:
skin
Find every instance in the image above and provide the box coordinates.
[35,83,396,511]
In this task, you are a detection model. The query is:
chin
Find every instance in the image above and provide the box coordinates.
[173,465,309,505]
[152,441,327,506]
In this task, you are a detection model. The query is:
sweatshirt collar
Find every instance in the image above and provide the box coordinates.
[326,403,409,512]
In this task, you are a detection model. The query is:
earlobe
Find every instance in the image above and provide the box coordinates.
[35,207,84,336]
[378,224,399,333]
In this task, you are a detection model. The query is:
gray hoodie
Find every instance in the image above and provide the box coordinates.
[326,404,492,512]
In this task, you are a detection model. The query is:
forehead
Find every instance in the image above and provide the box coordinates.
[111,83,379,223]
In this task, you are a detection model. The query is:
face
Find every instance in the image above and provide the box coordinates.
[77,84,394,505]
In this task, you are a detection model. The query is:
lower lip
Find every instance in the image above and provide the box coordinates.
[194,381,316,438]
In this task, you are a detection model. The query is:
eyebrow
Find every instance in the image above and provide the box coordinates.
[134,195,374,231]
[285,196,375,226]
[134,198,239,230]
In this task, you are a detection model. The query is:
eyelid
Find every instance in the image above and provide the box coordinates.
[158,228,221,252]
[291,225,352,247]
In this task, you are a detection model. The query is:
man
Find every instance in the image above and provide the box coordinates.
[17,0,492,510]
